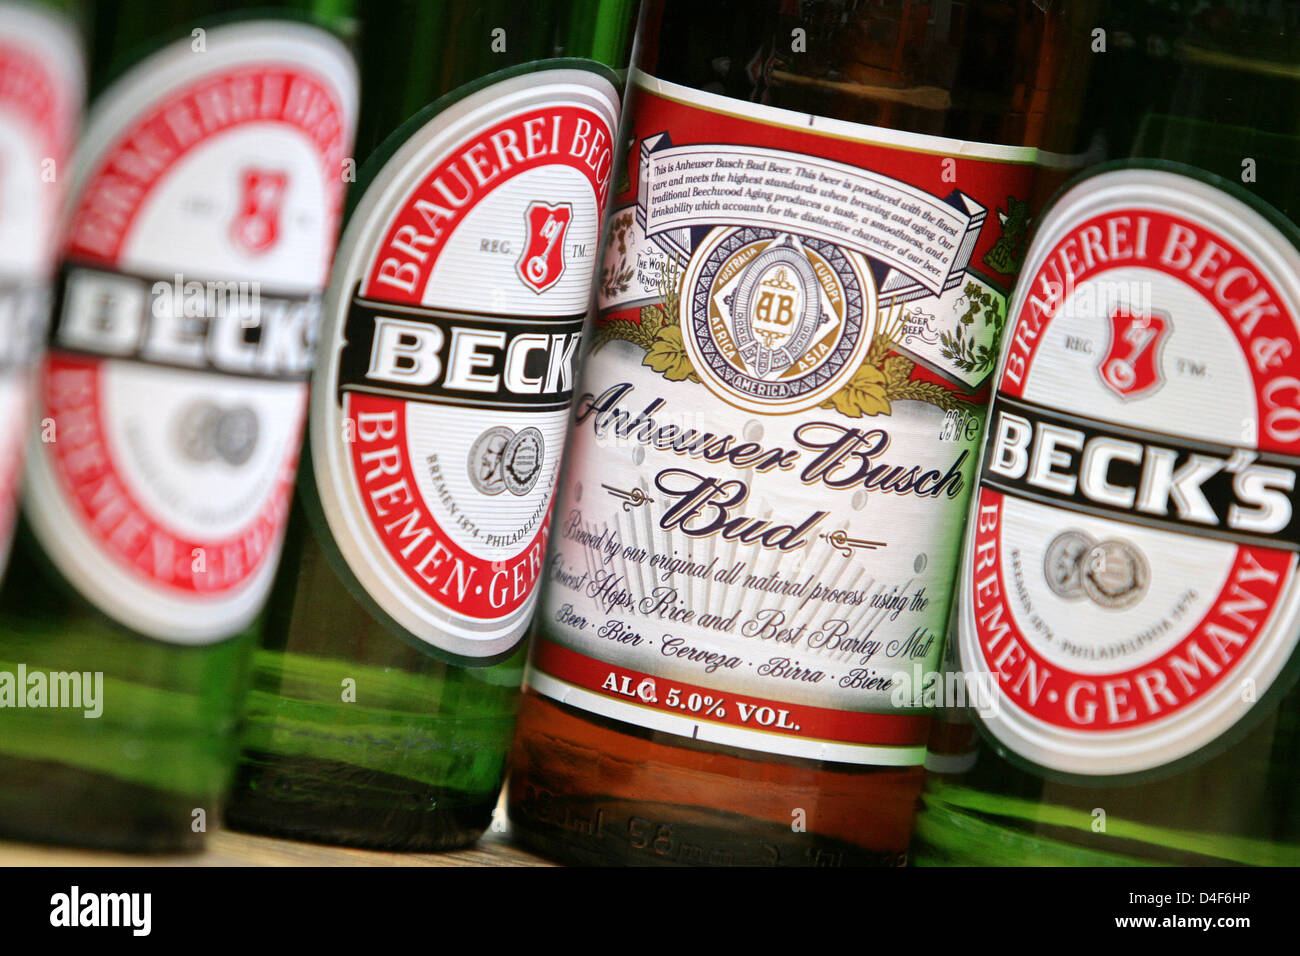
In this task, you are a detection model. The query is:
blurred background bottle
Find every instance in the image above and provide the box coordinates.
[0,0,82,576]
[222,0,639,851]
[506,0,1094,866]
[913,0,1300,866]
[0,0,357,852]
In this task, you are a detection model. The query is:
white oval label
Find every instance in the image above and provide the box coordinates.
[0,5,82,579]
[960,166,1300,776]
[309,65,620,660]
[23,20,358,644]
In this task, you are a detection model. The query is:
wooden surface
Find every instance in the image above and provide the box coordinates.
[0,828,555,866]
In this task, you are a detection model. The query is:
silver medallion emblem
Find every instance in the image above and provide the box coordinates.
[1043,529,1148,610]
[1043,529,1094,601]
[502,427,544,496]
[468,425,515,496]
[1081,539,1149,610]
[468,424,546,497]
[729,236,824,377]
[174,401,260,466]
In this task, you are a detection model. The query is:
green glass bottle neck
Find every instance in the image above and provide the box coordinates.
[83,0,353,96]
[350,0,637,161]
[1089,0,1300,218]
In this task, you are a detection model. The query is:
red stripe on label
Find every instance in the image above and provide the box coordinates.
[0,39,70,166]
[43,353,300,594]
[533,639,931,747]
[345,391,552,619]
[971,488,1294,731]
[65,64,348,272]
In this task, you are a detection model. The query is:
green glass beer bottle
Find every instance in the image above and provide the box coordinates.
[914,0,1300,866]
[0,0,358,852]
[222,0,639,851]
[0,0,82,578]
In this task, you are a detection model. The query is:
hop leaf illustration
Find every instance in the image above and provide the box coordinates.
[823,362,890,417]
[643,325,698,382]
[982,196,1032,275]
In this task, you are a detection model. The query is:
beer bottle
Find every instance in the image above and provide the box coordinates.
[507,0,1091,865]
[223,0,639,850]
[0,0,357,851]
[914,0,1300,866]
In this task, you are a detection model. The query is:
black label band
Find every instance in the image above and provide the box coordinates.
[982,395,1300,552]
[337,288,584,412]
[50,264,319,381]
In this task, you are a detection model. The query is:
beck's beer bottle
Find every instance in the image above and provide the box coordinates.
[0,0,357,851]
[223,0,639,850]
[915,0,1300,866]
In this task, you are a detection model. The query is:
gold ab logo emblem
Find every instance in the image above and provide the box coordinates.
[680,228,876,413]
[753,267,800,346]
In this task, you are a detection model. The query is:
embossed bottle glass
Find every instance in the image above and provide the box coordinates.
[507,0,1090,865]
[222,0,639,851]
[913,0,1300,866]
[0,0,358,851]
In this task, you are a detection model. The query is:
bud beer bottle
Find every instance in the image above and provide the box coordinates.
[506,0,1090,865]
[0,0,357,851]
[913,0,1300,866]
[222,0,638,850]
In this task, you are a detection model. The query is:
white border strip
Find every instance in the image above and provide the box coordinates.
[529,670,926,767]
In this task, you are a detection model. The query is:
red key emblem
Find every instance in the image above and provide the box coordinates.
[1098,307,1170,400]
[516,201,573,294]
[230,168,288,256]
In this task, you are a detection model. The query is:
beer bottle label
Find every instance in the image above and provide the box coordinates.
[25,20,357,644]
[0,5,81,580]
[526,71,1038,766]
[958,163,1300,778]
[308,62,620,662]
